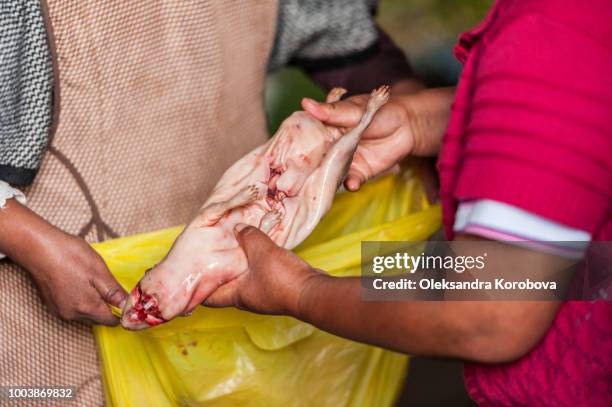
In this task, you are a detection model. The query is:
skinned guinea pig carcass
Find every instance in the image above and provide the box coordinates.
[121,86,390,329]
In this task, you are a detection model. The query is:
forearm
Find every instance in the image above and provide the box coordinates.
[0,194,125,325]
[0,198,59,271]
[400,87,455,156]
[297,274,470,357]
[297,273,557,363]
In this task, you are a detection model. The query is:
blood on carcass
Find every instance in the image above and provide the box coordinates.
[125,284,166,327]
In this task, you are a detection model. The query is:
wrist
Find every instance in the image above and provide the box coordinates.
[0,199,63,271]
[294,271,332,321]
[400,92,433,157]
[399,87,455,157]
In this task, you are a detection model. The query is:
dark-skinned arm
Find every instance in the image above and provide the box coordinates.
[206,226,563,364]
[0,197,127,325]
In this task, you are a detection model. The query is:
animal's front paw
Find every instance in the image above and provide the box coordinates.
[236,184,261,205]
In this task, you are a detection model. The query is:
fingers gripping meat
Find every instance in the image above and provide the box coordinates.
[121,86,389,330]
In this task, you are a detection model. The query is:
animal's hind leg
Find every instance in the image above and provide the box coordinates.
[358,85,390,130]
[198,185,260,227]
[311,86,390,210]
[328,85,390,158]
[259,210,282,234]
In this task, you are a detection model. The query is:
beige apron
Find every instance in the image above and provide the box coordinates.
[0,1,277,405]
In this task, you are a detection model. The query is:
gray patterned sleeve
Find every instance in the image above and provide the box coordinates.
[269,0,379,71]
[269,0,416,94]
[0,0,53,186]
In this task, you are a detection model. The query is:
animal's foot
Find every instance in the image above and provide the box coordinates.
[367,85,391,112]
[234,184,260,205]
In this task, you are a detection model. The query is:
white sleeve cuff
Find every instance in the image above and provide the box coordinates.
[454,199,591,259]
[0,180,28,260]
[0,180,27,208]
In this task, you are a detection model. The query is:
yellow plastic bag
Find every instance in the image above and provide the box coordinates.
[93,172,442,406]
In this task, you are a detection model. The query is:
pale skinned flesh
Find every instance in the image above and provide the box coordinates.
[121,86,390,330]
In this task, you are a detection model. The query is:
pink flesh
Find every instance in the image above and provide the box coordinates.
[121,87,388,330]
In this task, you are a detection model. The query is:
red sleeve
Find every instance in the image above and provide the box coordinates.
[454,3,612,235]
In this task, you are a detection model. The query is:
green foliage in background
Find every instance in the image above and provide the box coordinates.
[265,68,325,135]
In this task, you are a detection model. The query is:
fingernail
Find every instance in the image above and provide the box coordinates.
[303,98,320,108]
[346,179,360,191]
[234,223,248,234]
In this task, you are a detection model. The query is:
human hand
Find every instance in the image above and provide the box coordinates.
[30,232,128,325]
[0,200,127,325]
[302,87,455,191]
[301,93,415,191]
[204,224,326,317]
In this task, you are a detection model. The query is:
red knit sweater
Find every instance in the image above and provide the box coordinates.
[437,0,612,405]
